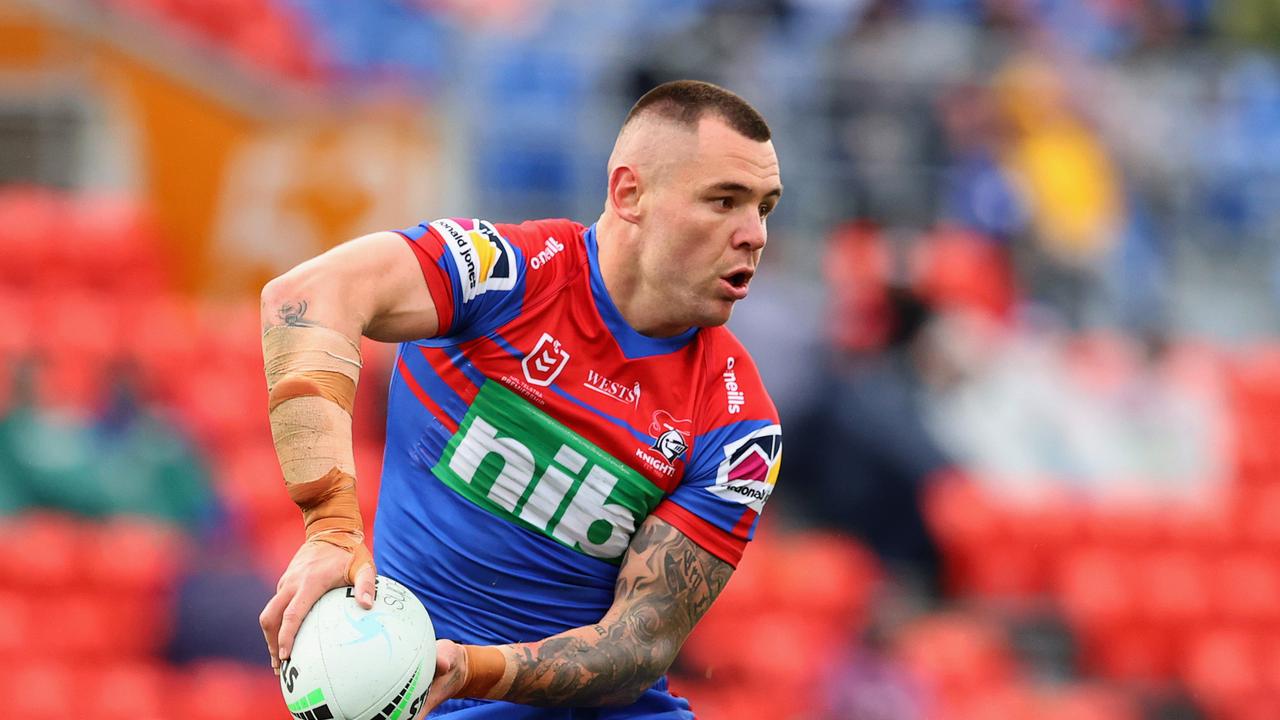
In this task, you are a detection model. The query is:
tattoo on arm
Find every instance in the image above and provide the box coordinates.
[277,300,315,327]
[498,518,734,706]
[262,299,318,332]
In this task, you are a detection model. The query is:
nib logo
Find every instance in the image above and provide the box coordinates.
[522,333,570,387]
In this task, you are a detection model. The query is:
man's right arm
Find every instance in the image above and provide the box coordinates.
[260,230,440,343]
[258,231,439,674]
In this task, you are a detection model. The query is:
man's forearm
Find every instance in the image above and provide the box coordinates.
[260,287,372,578]
[462,519,733,707]
[492,616,674,706]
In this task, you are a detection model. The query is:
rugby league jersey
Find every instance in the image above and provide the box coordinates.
[376,218,782,718]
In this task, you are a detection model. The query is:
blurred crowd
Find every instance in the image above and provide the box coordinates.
[4,0,1280,719]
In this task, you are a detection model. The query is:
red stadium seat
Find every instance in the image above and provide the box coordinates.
[1054,547,1139,632]
[173,660,289,720]
[0,186,63,288]
[1038,684,1141,720]
[1213,552,1280,625]
[1181,627,1262,708]
[893,612,1018,703]
[83,516,187,594]
[1160,506,1235,553]
[0,287,34,359]
[1236,484,1280,548]
[0,591,34,663]
[1083,506,1162,550]
[86,660,169,720]
[1079,623,1176,683]
[960,539,1044,601]
[105,591,174,658]
[773,532,880,632]
[946,682,1038,720]
[1135,549,1211,625]
[2,659,79,720]
[62,193,168,294]
[176,362,267,449]
[0,512,88,590]
[217,439,294,535]
[39,591,116,660]
[923,475,1005,555]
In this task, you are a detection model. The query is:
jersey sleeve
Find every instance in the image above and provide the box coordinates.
[394,218,579,340]
[652,349,781,567]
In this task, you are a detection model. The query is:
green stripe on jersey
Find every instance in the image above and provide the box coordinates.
[433,380,664,562]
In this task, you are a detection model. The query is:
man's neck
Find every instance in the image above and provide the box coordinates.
[594,214,690,338]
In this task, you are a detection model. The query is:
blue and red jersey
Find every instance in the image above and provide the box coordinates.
[375,218,782,718]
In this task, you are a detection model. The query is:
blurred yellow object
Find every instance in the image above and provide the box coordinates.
[994,56,1122,265]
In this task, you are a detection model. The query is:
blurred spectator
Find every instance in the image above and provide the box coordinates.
[0,356,214,529]
[992,54,1125,327]
[936,83,1029,243]
[921,317,1228,505]
[784,223,955,592]
[0,358,103,516]
[91,360,217,530]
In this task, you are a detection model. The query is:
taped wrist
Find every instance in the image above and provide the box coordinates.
[458,645,510,700]
[286,468,373,584]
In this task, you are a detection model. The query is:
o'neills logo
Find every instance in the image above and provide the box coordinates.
[583,370,640,406]
[530,236,565,270]
[723,357,746,414]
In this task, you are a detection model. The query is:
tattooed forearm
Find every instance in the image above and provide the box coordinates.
[495,517,733,706]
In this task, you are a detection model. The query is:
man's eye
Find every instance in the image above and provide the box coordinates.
[759,204,773,217]
[715,197,734,210]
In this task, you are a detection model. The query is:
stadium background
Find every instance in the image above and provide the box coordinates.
[1,0,1279,718]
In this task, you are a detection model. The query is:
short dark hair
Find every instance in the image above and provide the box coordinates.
[623,80,771,142]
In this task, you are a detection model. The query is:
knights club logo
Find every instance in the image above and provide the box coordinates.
[521,333,570,387]
[648,410,692,463]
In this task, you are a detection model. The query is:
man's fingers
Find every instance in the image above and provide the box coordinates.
[354,561,377,609]
[277,585,324,661]
[259,590,291,670]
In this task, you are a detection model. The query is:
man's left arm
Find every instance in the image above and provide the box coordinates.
[421,514,734,711]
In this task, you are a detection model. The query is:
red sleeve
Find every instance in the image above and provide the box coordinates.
[397,230,454,336]
[653,498,748,568]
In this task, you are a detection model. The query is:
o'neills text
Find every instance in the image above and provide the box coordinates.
[723,357,745,414]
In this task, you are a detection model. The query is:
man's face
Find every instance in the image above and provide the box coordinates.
[635,117,782,331]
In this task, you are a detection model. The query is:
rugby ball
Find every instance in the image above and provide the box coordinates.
[280,575,435,720]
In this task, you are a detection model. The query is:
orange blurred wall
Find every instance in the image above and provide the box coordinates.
[0,2,445,295]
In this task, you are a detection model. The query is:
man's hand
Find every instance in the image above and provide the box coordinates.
[415,639,469,718]
[259,539,377,673]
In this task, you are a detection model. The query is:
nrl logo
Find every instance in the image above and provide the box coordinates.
[648,410,692,463]
[522,333,570,387]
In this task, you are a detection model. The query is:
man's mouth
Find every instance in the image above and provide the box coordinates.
[724,269,753,290]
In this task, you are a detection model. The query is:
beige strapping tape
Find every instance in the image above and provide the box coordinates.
[263,325,362,389]
[268,396,357,485]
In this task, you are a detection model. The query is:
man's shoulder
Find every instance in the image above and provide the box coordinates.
[695,325,778,424]
[492,218,585,258]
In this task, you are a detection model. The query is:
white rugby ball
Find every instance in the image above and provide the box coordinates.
[280,575,435,720]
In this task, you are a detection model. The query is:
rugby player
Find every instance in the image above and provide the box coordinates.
[259,80,784,718]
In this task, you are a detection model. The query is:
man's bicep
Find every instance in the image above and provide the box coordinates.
[607,515,735,650]
[326,231,441,342]
[264,231,440,342]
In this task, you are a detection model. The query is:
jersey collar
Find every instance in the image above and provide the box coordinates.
[583,224,699,360]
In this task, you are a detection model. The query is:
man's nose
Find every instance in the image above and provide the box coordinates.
[733,217,766,252]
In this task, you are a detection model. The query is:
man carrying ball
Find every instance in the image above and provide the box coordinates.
[259,79,784,719]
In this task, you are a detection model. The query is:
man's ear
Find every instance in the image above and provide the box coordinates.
[608,165,643,224]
